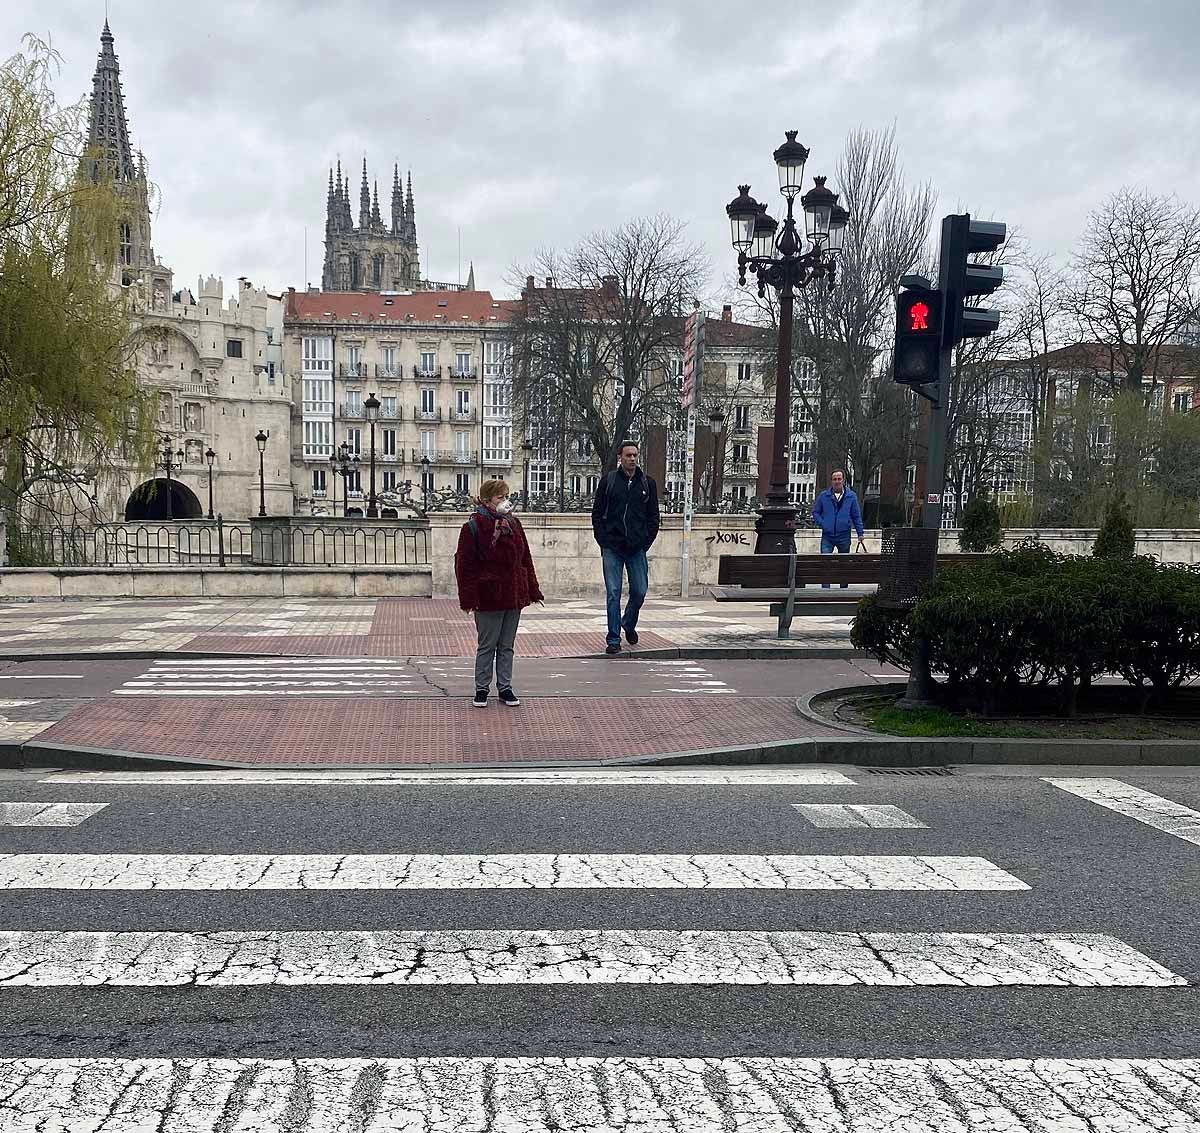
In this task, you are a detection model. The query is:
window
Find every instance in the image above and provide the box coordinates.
[455,472,470,494]
[575,434,593,459]
[529,464,555,495]
[345,389,362,415]
[381,395,397,418]
[734,404,751,431]
[303,378,333,415]
[420,429,435,455]
[1173,390,1193,413]
[455,389,470,416]
[420,350,436,374]
[732,443,749,464]
[382,429,397,457]
[420,388,436,415]
[311,469,327,497]
[226,339,243,358]
[570,474,581,494]
[484,378,511,418]
[346,346,363,377]
[346,468,361,494]
[119,222,132,266]
[346,427,362,455]
[586,475,599,494]
[382,470,397,492]
[484,424,512,464]
[455,431,471,460]
[372,254,383,287]
[421,469,435,492]
[382,346,397,376]
[732,485,748,504]
[456,351,472,376]
[267,362,276,385]
[302,337,332,372]
[483,339,509,377]
[303,419,332,458]
[736,362,752,383]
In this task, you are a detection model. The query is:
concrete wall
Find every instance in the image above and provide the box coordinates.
[0,567,430,600]
[429,516,1200,599]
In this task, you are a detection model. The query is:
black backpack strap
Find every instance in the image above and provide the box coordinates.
[467,516,482,560]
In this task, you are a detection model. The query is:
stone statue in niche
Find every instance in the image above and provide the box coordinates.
[150,331,168,363]
[153,280,168,311]
[184,439,204,465]
[158,393,172,425]
[183,402,203,432]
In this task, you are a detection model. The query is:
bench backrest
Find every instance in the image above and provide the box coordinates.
[717,552,987,587]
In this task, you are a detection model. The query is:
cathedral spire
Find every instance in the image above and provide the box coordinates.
[359,157,371,231]
[405,170,416,243]
[466,261,475,290]
[88,19,136,182]
[371,180,382,229]
[326,166,335,230]
[391,163,404,234]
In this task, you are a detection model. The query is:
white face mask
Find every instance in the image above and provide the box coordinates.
[494,498,514,514]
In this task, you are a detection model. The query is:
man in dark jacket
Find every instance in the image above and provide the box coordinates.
[591,441,660,654]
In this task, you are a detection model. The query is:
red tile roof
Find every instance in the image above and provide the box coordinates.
[285,289,518,325]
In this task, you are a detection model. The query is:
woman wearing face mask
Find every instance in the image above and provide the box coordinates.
[455,479,544,707]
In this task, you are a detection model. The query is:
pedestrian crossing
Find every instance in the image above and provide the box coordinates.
[1,771,1197,1130]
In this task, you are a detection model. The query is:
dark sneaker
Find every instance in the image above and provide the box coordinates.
[605,643,621,655]
[472,689,489,708]
[498,687,520,706]
[624,627,639,645]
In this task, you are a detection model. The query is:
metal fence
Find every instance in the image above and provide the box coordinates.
[6,520,430,568]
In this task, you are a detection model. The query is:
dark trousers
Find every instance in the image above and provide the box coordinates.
[820,532,852,588]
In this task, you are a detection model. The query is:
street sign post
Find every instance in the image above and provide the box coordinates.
[680,306,705,598]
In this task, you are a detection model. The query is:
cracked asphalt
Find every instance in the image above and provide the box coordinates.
[0,764,1197,1128]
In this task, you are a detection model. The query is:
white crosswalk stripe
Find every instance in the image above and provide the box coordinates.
[0,853,1030,891]
[793,803,927,828]
[0,929,1181,987]
[115,658,427,697]
[3,1057,1199,1131]
[1044,777,1200,847]
[0,803,108,827]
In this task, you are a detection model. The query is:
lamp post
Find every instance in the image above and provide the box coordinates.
[708,408,725,510]
[330,443,359,516]
[521,437,533,507]
[364,392,380,518]
[726,131,848,553]
[156,435,183,520]
[255,430,268,517]
[420,455,431,513]
[204,447,216,519]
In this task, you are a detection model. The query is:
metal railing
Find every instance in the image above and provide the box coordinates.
[251,523,430,566]
[413,365,443,381]
[414,408,442,423]
[339,363,367,378]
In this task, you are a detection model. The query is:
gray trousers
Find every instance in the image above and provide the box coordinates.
[474,608,521,690]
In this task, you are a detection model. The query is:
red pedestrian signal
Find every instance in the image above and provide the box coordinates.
[893,286,943,385]
[909,301,929,332]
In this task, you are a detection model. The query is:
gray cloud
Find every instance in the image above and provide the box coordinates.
[4,0,1198,300]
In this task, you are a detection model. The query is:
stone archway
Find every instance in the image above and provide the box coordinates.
[124,478,204,521]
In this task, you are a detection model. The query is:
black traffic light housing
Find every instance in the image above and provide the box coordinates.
[942,216,1006,346]
[893,284,943,385]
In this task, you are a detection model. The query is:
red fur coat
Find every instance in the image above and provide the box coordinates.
[454,509,544,612]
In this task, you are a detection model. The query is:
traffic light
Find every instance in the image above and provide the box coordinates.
[893,283,943,385]
[941,215,1006,346]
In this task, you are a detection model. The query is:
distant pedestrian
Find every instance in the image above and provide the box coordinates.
[591,441,661,654]
[812,469,866,589]
[455,479,544,707]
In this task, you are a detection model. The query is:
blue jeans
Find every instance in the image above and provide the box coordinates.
[820,531,852,588]
[602,547,649,647]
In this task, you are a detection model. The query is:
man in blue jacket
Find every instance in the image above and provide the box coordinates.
[811,469,866,588]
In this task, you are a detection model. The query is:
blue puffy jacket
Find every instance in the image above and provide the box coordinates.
[812,487,864,539]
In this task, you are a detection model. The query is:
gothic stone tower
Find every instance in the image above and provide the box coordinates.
[321,158,422,292]
[88,21,156,287]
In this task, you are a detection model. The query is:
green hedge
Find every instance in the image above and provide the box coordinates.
[851,541,1200,714]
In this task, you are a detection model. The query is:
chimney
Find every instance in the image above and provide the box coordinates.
[545,276,554,288]
[721,304,732,322]
[525,275,535,294]
[601,274,619,300]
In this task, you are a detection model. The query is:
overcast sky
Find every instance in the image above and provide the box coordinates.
[4,0,1199,303]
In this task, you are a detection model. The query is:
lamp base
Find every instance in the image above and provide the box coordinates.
[753,503,798,555]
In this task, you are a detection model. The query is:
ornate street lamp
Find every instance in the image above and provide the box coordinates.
[156,434,183,521]
[364,392,380,518]
[726,130,849,553]
[255,430,268,517]
[204,447,216,519]
[708,408,725,509]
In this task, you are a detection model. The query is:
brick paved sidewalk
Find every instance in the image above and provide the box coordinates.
[31,694,841,767]
[0,596,856,658]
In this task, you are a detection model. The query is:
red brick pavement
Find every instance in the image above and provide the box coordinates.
[36,695,828,765]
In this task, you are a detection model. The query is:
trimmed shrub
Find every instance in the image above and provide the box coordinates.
[1093,495,1136,559]
[851,541,1200,716]
[958,492,1003,552]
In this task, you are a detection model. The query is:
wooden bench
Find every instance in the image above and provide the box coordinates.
[714,552,985,639]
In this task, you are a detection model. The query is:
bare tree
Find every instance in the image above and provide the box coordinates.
[508,215,707,472]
